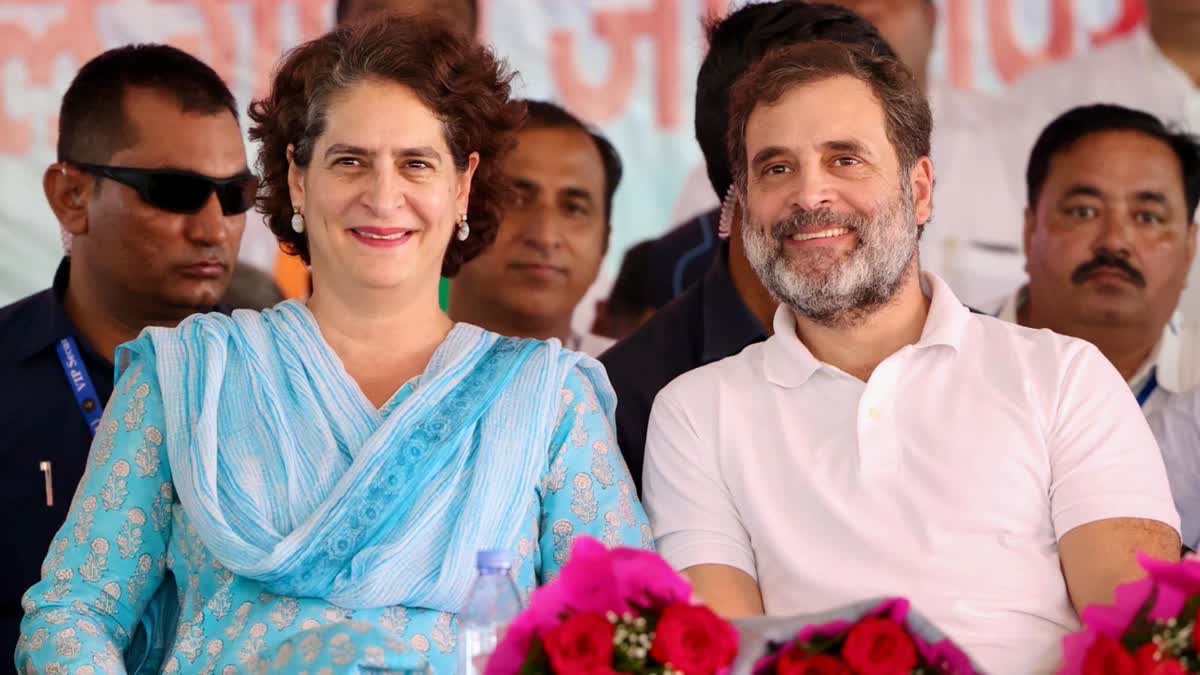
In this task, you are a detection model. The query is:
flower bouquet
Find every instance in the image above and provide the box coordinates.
[485,537,739,675]
[1060,554,1200,674]
[741,598,979,675]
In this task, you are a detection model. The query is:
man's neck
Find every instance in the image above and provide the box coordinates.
[449,293,573,343]
[1019,300,1160,382]
[63,274,174,366]
[1149,13,1200,86]
[728,232,779,334]
[792,266,930,382]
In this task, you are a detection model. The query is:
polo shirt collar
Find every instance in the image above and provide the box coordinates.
[997,284,1181,392]
[699,244,768,365]
[15,257,78,362]
[764,271,969,388]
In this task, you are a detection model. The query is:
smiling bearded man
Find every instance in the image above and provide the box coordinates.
[640,39,1182,675]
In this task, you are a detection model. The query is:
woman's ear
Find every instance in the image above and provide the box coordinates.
[287,144,305,210]
[455,151,481,216]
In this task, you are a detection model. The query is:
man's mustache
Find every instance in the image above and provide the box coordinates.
[772,208,869,241]
[1071,252,1145,288]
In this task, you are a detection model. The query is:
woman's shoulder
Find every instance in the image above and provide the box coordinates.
[117,303,293,377]
[453,324,611,397]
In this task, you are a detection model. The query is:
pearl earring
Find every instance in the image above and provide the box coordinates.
[456,213,470,241]
[291,206,305,234]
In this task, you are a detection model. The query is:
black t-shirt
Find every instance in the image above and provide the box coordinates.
[600,243,767,495]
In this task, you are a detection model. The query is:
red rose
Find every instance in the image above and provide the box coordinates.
[650,604,739,675]
[1134,644,1187,675]
[1082,635,1137,675]
[776,648,853,675]
[543,613,615,674]
[841,618,918,675]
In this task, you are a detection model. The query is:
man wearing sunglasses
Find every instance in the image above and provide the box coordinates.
[0,44,249,658]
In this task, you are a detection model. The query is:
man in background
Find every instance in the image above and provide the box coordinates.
[592,240,662,342]
[0,45,250,660]
[998,104,1200,551]
[997,104,1200,416]
[1008,0,1200,314]
[452,101,622,356]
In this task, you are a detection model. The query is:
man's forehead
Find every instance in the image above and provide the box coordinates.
[509,127,605,185]
[113,89,246,171]
[745,78,890,149]
[1046,132,1186,200]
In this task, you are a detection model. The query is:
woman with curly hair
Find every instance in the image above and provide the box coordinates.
[18,14,651,674]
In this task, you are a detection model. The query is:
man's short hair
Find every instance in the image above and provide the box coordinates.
[606,239,658,321]
[1026,104,1200,219]
[521,100,624,230]
[57,44,237,164]
[727,40,931,193]
[697,1,897,200]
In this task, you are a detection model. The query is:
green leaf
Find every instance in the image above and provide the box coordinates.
[519,638,550,675]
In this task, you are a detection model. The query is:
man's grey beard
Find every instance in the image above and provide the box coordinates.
[741,185,920,328]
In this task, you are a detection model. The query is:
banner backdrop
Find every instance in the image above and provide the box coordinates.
[0,0,1146,305]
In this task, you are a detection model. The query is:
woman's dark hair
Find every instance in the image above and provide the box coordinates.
[248,12,526,276]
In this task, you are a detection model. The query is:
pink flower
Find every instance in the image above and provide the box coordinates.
[916,639,976,675]
[1060,577,1157,675]
[485,610,540,675]
[1060,554,1200,674]
[551,538,629,616]
[486,538,696,675]
[608,545,692,609]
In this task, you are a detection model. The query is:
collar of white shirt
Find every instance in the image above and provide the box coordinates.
[763,272,969,388]
[992,285,1183,396]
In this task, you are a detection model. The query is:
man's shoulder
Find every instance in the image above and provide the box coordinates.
[601,292,701,390]
[0,287,55,353]
[1166,317,1200,391]
[662,338,763,391]
[962,310,1109,388]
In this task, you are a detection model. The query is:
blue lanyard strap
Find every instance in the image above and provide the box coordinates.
[1136,368,1159,409]
[56,336,104,436]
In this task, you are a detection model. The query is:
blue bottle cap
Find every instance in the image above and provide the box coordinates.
[476,550,512,571]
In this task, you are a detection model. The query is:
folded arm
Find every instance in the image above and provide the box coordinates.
[1050,345,1183,618]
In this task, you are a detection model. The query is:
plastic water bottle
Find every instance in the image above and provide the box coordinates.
[458,550,524,675]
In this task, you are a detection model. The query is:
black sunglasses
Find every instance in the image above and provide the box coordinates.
[69,162,259,216]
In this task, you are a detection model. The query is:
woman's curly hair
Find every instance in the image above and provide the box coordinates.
[248,12,525,277]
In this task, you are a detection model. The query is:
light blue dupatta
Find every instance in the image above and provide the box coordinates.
[117,300,604,613]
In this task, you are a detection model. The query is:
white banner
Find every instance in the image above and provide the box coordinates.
[0,0,1146,305]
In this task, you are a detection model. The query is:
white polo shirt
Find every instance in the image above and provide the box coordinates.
[643,272,1179,675]
[991,287,1200,417]
[1148,388,1200,552]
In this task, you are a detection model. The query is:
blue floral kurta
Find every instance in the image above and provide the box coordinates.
[18,361,652,674]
